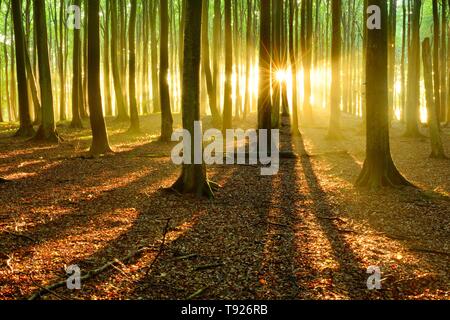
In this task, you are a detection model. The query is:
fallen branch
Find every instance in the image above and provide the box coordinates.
[28,246,154,300]
[317,216,346,223]
[186,287,209,300]
[409,247,450,256]
[4,230,37,243]
[169,254,197,261]
[265,221,291,228]
[145,218,172,276]
[194,263,224,271]
[28,273,69,300]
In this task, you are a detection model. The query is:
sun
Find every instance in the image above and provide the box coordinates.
[275,69,288,83]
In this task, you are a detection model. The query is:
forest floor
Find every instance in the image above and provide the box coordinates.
[0,110,449,300]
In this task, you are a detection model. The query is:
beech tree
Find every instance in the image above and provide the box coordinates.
[33,0,59,142]
[11,0,34,137]
[87,0,112,155]
[171,0,217,198]
[356,0,412,189]
[159,0,173,141]
[422,38,446,159]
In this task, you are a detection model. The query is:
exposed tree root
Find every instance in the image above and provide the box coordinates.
[169,175,219,199]
[14,126,35,138]
[356,159,415,190]
[32,126,62,143]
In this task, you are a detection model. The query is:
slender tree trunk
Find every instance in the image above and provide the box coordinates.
[244,0,253,120]
[201,0,222,127]
[33,0,59,142]
[150,1,160,113]
[302,0,313,123]
[388,0,397,122]
[159,0,173,141]
[258,0,272,131]
[440,0,447,122]
[103,0,112,116]
[71,0,83,128]
[233,0,241,121]
[222,0,233,131]
[141,0,150,114]
[327,0,342,139]
[111,0,128,121]
[58,1,66,121]
[400,0,407,122]
[213,0,222,114]
[87,0,112,155]
[404,0,422,137]
[422,38,446,158]
[432,0,441,126]
[289,0,299,135]
[128,0,140,132]
[11,0,34,137]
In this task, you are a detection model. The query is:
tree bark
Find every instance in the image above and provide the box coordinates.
[201,0,222,127]
[11,0,35,137]
[327,0,342,139]
[404,0,422,137]
[422,38,446,158]
[159,0,174,141]
[128,0,140,132]
[171,0,216,198]
[356,0,412,189]
[33,0,59,142]
[87,0,112,155]
[222,0,233,131]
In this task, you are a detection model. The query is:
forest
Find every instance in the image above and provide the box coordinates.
[0,0,448,301]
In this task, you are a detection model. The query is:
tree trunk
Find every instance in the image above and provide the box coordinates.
[103,0,112,116]
[111,0,128,121]
[11,0,35,137]
[289,0,300,135]
[171,0,216,198]
[302,0,313,123]
[33,0,59,142]
[244,0,253,120]
[87,0,112,155]
[159,0,173,141]
[201,0,222,127]
[128,0,140,132]
[222,0,233,131]
[404,0,422,137]
[258,0,272,131]
[150,1,160,113]
[422,38,446,158]
[327,0,342,139]
[356,0,412,189]
[432,0,441,125]
[71,0,83,128]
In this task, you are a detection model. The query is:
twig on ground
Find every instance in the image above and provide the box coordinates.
[169,254,197,261]
[4,230,37,243]
[145,218,171,276]
[194,263,224,271]
[317,216,346,223]
[186,286,209,300]
[409,247,450,256]
[28,246,154,300]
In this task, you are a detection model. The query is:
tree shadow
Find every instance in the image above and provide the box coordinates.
[292,133,371,299]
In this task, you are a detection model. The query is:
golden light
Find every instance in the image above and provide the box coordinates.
[275,70,288,83]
